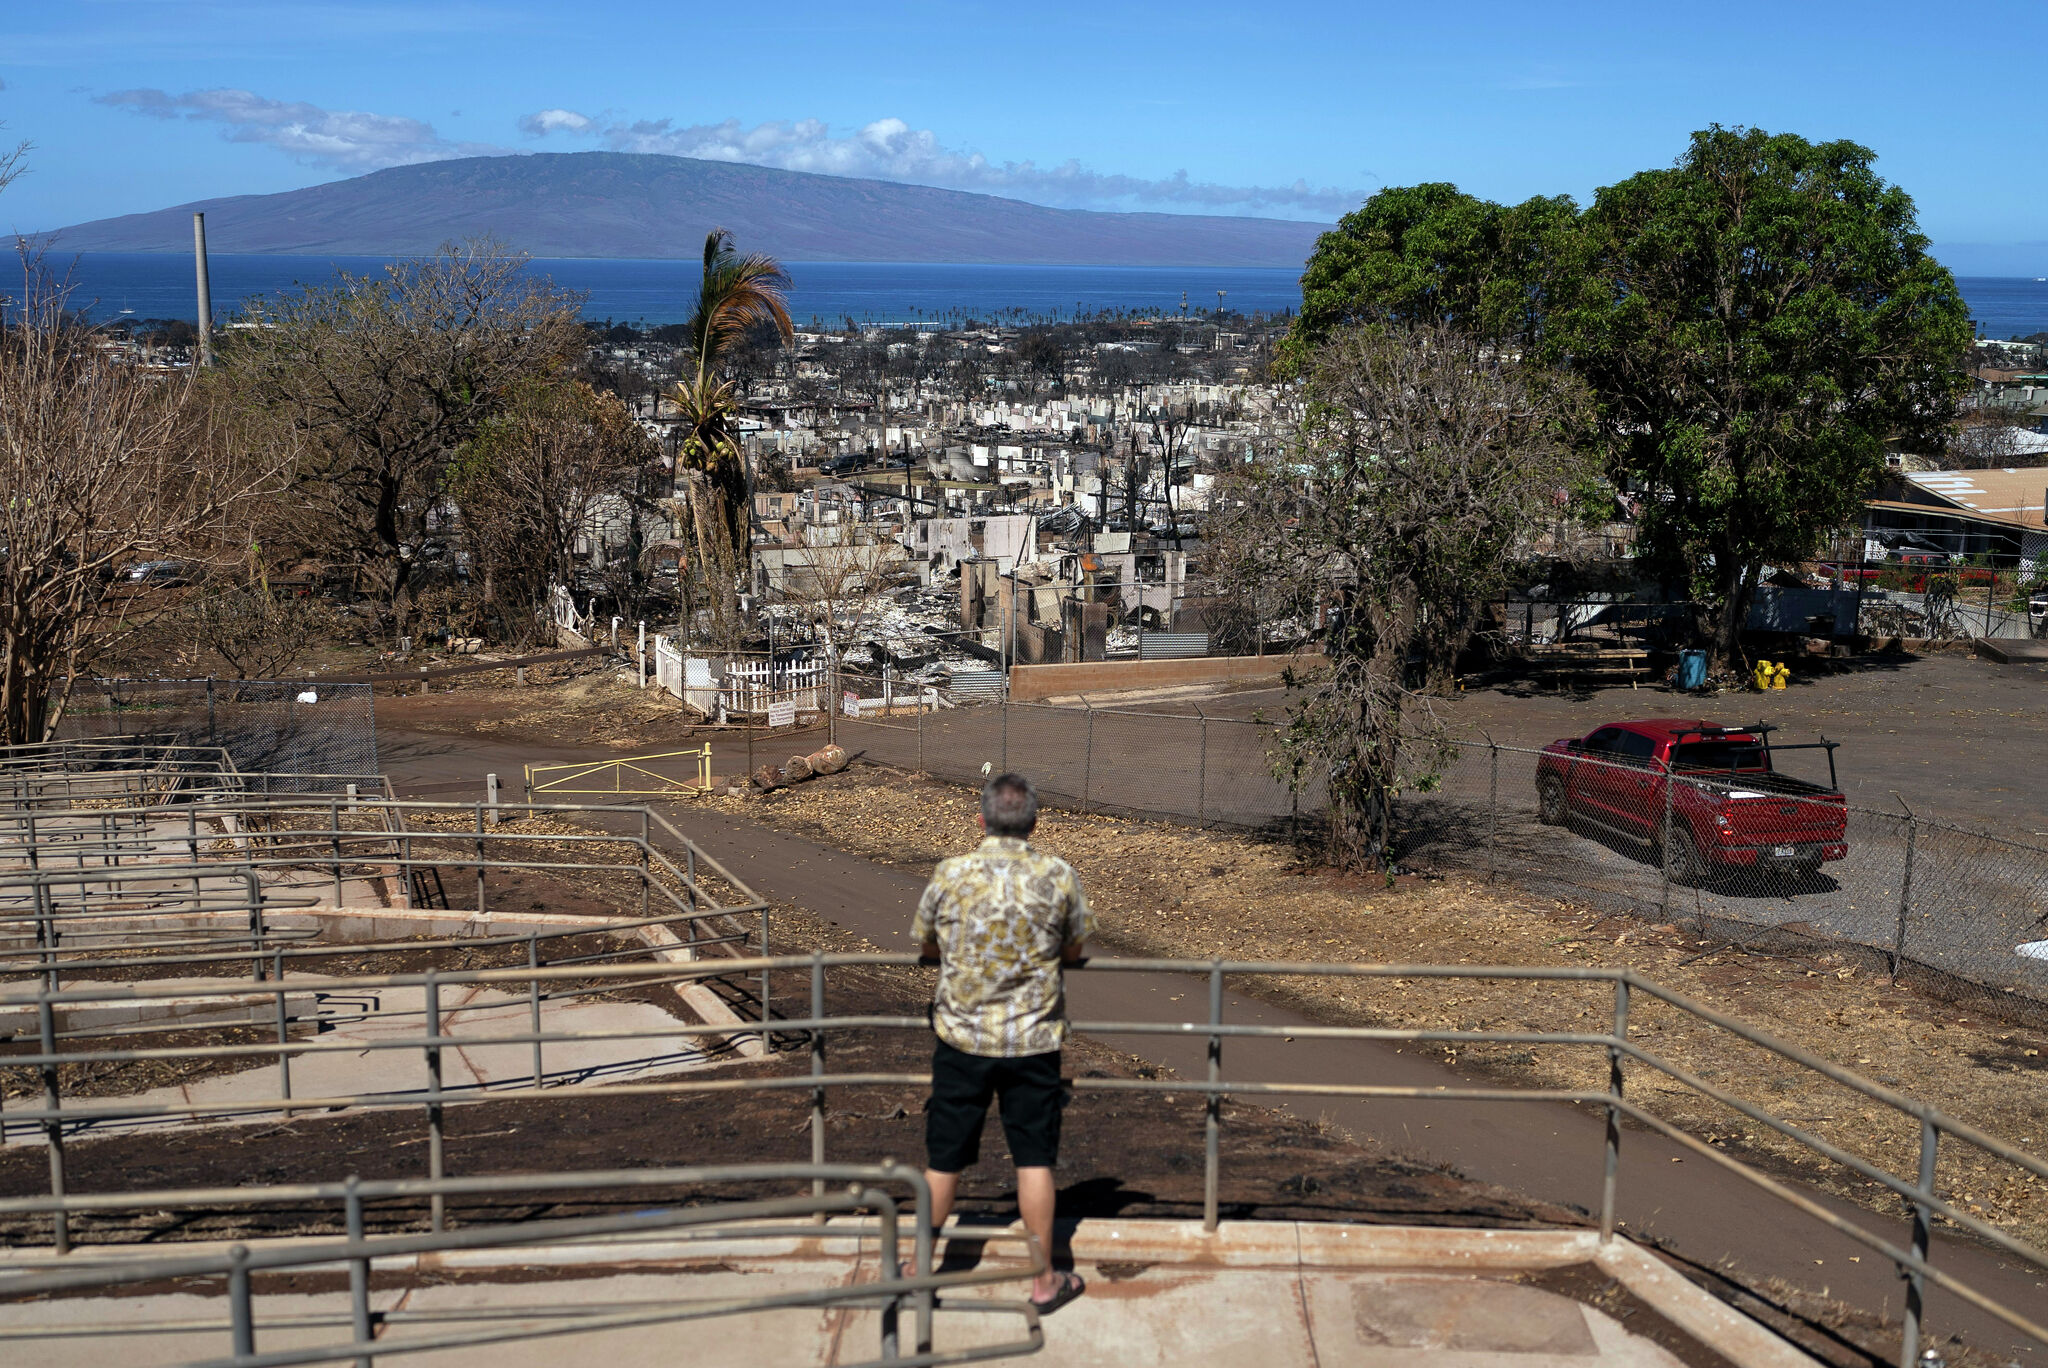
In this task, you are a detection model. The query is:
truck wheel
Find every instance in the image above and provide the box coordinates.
[1538,777,1567,826]
[1665,830,1707,888]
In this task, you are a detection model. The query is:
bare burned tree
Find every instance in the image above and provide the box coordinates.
[1950,404,2045,469]
[1223,322,1591,870]
[775,537,907,665]
[214,240,584,634]
[180,584,326,679]
[1,258,289,743]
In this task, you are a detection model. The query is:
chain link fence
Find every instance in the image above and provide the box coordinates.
[59,679,380,781]
[837,693,2048,1010]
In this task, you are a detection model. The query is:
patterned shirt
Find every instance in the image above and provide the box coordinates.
[912,836,1096,1058]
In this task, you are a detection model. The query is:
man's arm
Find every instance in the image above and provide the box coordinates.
[1060,874,1096,964]
[913,876,944,964]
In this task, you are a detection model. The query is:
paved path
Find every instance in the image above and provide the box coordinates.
[376,726,2048,1361]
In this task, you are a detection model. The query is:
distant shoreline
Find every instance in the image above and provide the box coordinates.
[56,255,1315,328]
[49,253,2048,337]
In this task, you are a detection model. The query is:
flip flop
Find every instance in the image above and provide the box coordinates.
[1030,1270,1085,1316]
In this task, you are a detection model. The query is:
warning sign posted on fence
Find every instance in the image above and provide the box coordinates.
[842,692,861,718]
[768,699,796,729]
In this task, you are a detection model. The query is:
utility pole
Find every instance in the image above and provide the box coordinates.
[192,213,214,367]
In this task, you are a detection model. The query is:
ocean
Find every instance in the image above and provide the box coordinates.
[43,254,1307,328]
[33,252,2048,338]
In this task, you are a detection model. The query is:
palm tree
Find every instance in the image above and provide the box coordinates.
[670,229,792,639]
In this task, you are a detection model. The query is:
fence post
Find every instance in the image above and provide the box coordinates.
[275,950,291,1100]
[1203,959,1224,1233]
[1600,977,1629,1241]
[1082,702,1095,813]
[228,1244,255,1358]
[1891,810,1918,981]
[1196,706,1209,827]
[1001,698,1009,774]
[1486,736,1501,883]
[1659,763,1675,923]
[425,971,445,1232]
[528,932,545,1088]
[472,804,487,918]
[639,809,651,920]
[759,907,773,1052]
[1899,1117,1939,1368]
[329,800,345,908]
[485,772,500,826]
[38,995,68,1254]
[344,1176,372,1368]
[810,950,827,1207]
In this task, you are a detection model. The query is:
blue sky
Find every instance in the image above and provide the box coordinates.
[2,0,2042,273]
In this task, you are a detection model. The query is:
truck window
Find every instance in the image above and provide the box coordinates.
[1673,739,1768,771]
[1580,728,1623,754]
[1614,732,1658,765]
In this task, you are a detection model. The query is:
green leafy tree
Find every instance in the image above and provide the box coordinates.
[1286,183,1574,368]
[670,229,793,644]
[1548,126,1971,663]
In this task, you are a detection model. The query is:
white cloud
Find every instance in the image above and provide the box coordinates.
[97,87,503,171]
[517,108,594,136]
[523,109,1354,218]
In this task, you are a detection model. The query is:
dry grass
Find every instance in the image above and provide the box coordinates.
[707,764,2048,1258]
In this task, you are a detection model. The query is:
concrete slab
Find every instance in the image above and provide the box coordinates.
[1975,637,2048,664]
[0,1221,1823,1368]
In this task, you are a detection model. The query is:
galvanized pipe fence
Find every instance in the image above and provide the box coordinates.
[2,953,2044,1367]
[1,794,771,998]
[0,1163,1043,1368]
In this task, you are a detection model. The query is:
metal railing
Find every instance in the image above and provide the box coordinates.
[1,795,770,994]
[3,953,2043,1367]
[0,1163,1044,1368]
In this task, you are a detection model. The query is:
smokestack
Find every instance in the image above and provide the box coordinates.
[192,212,213,367]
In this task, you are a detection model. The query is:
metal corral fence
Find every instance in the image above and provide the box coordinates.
[836,699,2048,1011]
[0,1163,1041,1368]
[1,953,2043,1368]
[59,678,380,780]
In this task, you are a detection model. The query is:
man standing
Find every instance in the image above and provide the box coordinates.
[912,772,1093,1315]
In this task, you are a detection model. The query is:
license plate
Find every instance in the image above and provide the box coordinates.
[1772,844,1796,858]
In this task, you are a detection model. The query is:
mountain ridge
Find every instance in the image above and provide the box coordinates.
[42,152,1328,268]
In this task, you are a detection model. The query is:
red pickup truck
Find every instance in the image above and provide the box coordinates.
[1534,720,1848,883]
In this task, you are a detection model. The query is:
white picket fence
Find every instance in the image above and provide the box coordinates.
[647,643,828,720]
[724,660,828,717]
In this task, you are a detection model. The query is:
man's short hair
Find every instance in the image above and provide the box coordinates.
[981,773,1039,837]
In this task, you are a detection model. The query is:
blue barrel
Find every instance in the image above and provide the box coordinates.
[1677,649,1708,691]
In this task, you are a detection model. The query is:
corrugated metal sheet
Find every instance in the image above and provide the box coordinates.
[945,669,1008,702]
[1139,633,1210,660]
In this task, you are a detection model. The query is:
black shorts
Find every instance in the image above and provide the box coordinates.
[925,1039,1064,1173]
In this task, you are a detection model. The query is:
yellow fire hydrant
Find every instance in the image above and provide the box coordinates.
[1752,658,1790,691]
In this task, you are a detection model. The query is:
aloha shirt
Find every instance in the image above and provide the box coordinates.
[911,836,1095,1058]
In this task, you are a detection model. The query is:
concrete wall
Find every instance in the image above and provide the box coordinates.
[1008,651,1320,701]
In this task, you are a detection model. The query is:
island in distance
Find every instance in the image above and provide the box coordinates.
[43,151,1329,268]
